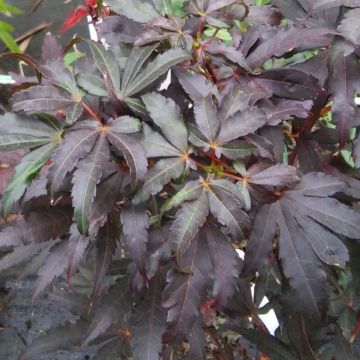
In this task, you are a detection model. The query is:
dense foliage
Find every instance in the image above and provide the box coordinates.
[1,0,360,359]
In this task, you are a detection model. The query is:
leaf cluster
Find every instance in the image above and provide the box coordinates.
[1,0,360,359]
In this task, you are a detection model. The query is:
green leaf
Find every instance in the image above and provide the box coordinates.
[133,157,185,204]
[106,0,158,22]
[0,0,23,14]
[124,48,191,97]
[142,92,188,152]
[2,143,56,217]
[170,191,209,259]
[72,134,110,235]
[153,0,188,16]
[88,41,121,98]
[0,30,20,53]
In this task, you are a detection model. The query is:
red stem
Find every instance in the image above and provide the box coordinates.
[196,18,204,39]
[80,100,100,122]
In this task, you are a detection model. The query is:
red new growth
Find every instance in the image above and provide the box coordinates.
[60,0,97,33]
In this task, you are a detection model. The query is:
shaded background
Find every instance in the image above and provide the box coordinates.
[0,0,89,73]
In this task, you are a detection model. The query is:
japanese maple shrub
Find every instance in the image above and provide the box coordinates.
[0,0,360,359]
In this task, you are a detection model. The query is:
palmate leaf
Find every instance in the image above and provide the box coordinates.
[275,201,328,319]
[121,44,159,95]
[205,224,240,307]
[207,179,250,239]
[0,112,63,152]
[11,85,74,114]
[246,163,299,187]
[175,68,219,101]
[72,133,110,234]
[141,123,183,158]
[121,204,149,273]
[163,231,213,344]
[88,41,121,98]
[67,224,90,280]
[0,239,57,272]
[41,59,81,97]
[11,85,83,125]
[145,225,172,279]
[246,26,333,69]
[123,48,191,97]
[217,107,267,145]
[252,68,322,101]
[338,8,360,46]
[310,0,360,12]
[243,173,360,317]
[130,277,167,360]
[170,192,209,260]
[2,142,56,217]
[160,179,204,214]
[133,157,185,204]
[0,112,61,138]
[48,124,100,198]
[92,216,118,297]
[83,277,132,347]
[89,170,123,235]
[142,92,188,152]
[106,127,148,186]
[242,204,277,277]
[0,134,51,152]
[219,82,271,121]
[32,240,70,301]
[329,51,360,146]
[194,96,220,144]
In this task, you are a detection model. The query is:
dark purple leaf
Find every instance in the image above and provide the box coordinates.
[121,204,149,273]
[205,224,240,307]
[130,277,167,360]
[163,231,213,343]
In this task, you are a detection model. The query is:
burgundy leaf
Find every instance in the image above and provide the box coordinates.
[163,231,213,344]
[130,277,167,360]
[205,224,240,307]
[121,204,149,273]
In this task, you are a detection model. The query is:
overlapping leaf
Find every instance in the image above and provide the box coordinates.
[163,231,213,344]
[130,277,167,360]
[243,173,360,317]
